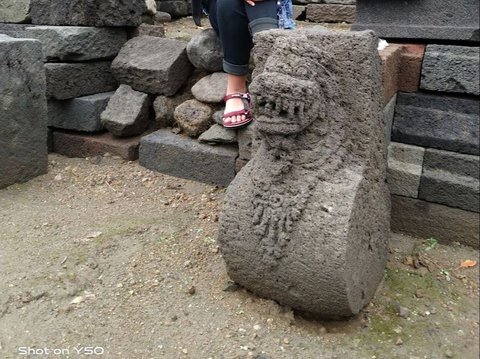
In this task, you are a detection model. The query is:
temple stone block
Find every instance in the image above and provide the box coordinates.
[218,29,390,318]
[387,142,424,198]
[0,35,48,189]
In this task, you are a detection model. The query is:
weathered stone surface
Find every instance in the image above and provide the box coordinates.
[352,0,479,42]
[392,92,480,156]
[139,129,238,186]
[212,109,224,125]
[145,0,157,15]
[155,11,172,23]
[421,45,480,96]
[101,85,151,137]
[292,5,306,20]
[174,99,213,137]
[391,195,479,249]
[323,0,356,4]
[237,124,261,161]
[156,1,189,18]
[383,94,396,146]
[418,149,479,212]
[0,35,48,189]
[48,92,113,132]
[30,0,147,26]
[306,4,356,23]
[191,72,228,103]
[0,23,31,38]
[199,124,237,144]
[219,29,389,318]
[130,24,165,38]
[153,94,191,128]
[0,0,32,23]
[387,142,424,198]
[187,29,223,73]
[45,62,117,100]
[112,36,193,96]
[52,130,141,160]
[25,26,127,62]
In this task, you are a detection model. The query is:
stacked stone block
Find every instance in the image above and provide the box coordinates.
[354,0,480,247]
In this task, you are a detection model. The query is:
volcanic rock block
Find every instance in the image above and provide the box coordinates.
[219,29,390,318]
[24,26,127,62]
[187,29,223,73]
[130,24,165,38]
[0,24,31,38]
[421,45,480,96]
[174,99,213,137]
[387,142,424,198]
[30,0,147,27]
[306,4,356,23]
[45,62,117,100]
[156,1,189,18]
[419,148,479,212]
[191,72,228,103]
[139,129,238,187]
[111,36,193,96]
[48,92,114,132]
[352,0,480,42]
[153,93,191,128]
[392,92,480,156]
[101,85,151,137]
[0,35,48,189]
[0,0,32,23]
[199,124,237,144]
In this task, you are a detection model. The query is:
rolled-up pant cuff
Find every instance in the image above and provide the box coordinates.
[223,59,250,76]
[249,17,278,35]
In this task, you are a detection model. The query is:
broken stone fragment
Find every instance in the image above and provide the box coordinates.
[199,124,237,144]
[174,99,213,137]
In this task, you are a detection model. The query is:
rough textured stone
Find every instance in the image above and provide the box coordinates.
[418,149,479,212]
[139,129,238,186]
[101,85,151,137]
[219,29,389,318]
[153,94,191,128]
[130,24,165,38]
[212,109,224,125]
[111,36,193,96]
[174,99,213,137]
[0,23,31,38]
[237,124,261,161]
[421,45,480,96]
[145,0,157,15]
[392,92,480,156]
[30,0,147,26]
[155,11,172,23]
[191,72,228,103]
[383,94,396,146]
[352,0,480,42]
[48,92,113,132]
[52,130,141,160]
[379,44,403,104]
[387,142,424,198]
[157,1,189,17]
[25,26,127,62]
[187,29,223,73]
[199,124,237,144]
[0,0,32,23]
[0,35,48,189]
[45,62,117,100]
[391,195,479,249]
[306,4,356,23]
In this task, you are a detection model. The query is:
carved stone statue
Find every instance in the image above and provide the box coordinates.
[218,28,390,318]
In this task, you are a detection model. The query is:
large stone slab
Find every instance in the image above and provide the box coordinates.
[30,0,147,27]
[352,0,480,42]
[419,148,479,212]
[392,92,480,156]
[391,195,479,249]
[48,92,113,132]
[421,45,480,96]
[306,4,356,23]
[139,129,238,187]
[0,0,32,23]
[219,29,390,318]
[24,26,127,62]
[0,35,48,189]
[111,36,193,96]
[45,62,117,100]
[387,142,424,198]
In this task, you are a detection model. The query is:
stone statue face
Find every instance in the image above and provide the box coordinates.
[250,38,327,135]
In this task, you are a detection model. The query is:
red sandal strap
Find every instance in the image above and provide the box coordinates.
[223,92,251,102]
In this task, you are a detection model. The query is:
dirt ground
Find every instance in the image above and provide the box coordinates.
[0,153,478,359]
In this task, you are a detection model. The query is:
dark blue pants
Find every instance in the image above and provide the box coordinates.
[208,0,278,75]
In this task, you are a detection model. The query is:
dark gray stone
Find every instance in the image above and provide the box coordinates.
[219,29,389,318]
[306,4,356,23]
[30,0,147,26]
[25,26,127,62]
[392,92,480,156]
[387,142,424,198]
[139,129,238,187]
[0,35,48,189]
[48,92,114,132]
[174,99,213,137]
[130,24,165,38]
[153,94,191,128]
[391,195,479,249]
[323,0,356,4]
[421,45,480,96]
[111,36,193,96]
[157,1,189,17]
[383,93,396,146]
[155,11,172,23]
[418,148,479,212]
[199,124,237,144]
[0,0,32,23]
[212,109,224,125]
[352,0,479,42]
[186,29,223,73]
[0,23,31,38]
[191,72,227,103]
[45,62,117,100]
[101,85,151,137]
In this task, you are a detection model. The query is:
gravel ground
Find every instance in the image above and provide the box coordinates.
[0,153,478,359]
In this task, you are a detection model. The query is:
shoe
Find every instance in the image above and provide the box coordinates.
[222,92,253,129]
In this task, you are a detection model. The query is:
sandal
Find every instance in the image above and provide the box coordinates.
[222,92,253,129]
